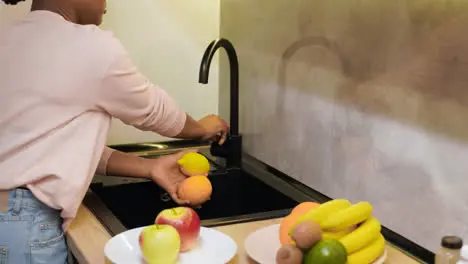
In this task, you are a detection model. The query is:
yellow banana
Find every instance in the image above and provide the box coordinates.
[347,234,386,264]
[289,199,351,235]
[322,228,352,240]
[321,201,373,230]
[339,217,381,254]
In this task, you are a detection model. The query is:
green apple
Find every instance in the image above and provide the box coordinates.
[138,224,180,264]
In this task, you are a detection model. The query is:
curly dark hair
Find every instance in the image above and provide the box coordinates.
[2,0,26,5]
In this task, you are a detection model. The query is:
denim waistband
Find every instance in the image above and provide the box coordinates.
[10,188,35,199]
[0,188,64,232]
[3,189,50,213]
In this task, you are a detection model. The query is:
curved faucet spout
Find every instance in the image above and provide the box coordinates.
[199,38,239,135]
[199,38,242,169]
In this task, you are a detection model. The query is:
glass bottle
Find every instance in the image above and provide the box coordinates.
[435,236,463,264]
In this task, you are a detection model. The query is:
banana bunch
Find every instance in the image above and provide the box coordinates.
[290,199,386,264]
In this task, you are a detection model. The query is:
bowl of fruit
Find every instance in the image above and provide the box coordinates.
[244,199,387,264]
[104,206,237,264]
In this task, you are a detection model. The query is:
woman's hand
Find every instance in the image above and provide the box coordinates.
[198,114,230,144]
[102,147,199,204]
[149,149,198,204]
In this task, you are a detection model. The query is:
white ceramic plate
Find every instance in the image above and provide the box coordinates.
[105,226,237,264]
[244,224,387,264]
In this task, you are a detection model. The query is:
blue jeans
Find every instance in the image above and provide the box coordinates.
[0,189,68,264]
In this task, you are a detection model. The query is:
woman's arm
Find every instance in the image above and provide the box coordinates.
[174,114,206,140]
[103,148,153,178]
[95,37,227,140]
[96,146,154,178]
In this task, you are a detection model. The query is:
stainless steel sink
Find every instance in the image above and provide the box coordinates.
[114,143,168,152]
[109,139,210,158]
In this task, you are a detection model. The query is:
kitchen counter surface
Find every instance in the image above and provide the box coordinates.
[67,204,422,264]
[67,205,112,264]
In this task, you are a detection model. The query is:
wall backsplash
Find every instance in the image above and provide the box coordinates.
[220,0,468,251]
[101,0,220,145]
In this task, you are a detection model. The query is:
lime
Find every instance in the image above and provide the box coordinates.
[303,239,347,264]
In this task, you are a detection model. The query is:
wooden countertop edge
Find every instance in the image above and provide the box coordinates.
[67,205,422,264]
[67,205,112,264]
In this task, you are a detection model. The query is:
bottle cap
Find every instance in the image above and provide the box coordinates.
[442,236,463,249]
[460,245,468,260]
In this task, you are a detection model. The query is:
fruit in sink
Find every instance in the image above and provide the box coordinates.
[138,224,180,264]
[276,244,303,264]
[177,175,212,205]
[177,152,210,176]
[279,202,319,245]
[155,207,201,252]
[303,239,348,264]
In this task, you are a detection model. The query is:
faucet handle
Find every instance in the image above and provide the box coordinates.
[210,138,230,158]
[209,134,242,169]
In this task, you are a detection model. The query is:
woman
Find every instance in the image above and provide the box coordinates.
[0,0,229,263]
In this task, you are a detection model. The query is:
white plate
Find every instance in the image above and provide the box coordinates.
[244,224,387,264]
[105,226,237,264]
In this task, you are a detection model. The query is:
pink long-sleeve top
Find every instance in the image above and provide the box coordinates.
[0,11,187,230]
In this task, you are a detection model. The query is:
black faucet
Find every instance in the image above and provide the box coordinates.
[199,38,242,169]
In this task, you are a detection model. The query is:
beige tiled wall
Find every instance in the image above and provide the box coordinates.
[220,0,468,251]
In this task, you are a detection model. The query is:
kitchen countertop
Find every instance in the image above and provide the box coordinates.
[67,204,422,264]
[67,205,112,264]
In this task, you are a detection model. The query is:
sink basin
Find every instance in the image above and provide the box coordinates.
[88,140,298,233]
[92,157,225,186]
[89,169,298,230]
[109,140,209,155]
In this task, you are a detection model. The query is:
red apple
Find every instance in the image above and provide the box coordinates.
[155,207,201,252]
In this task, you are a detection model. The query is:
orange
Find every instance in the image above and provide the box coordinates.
[290,202,320,216]
[279,202,320,245]
[279,214,299,245]
[177,175,212,205]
